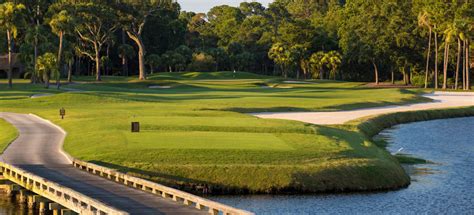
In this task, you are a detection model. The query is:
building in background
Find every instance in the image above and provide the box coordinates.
[0,54,23,79]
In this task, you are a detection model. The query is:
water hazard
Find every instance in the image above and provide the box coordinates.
[0,117,472,214]
[210,117,474,214]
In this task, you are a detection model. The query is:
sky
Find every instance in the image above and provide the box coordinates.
[178,0,274,13]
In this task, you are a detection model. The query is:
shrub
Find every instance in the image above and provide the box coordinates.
[187,53,216,72]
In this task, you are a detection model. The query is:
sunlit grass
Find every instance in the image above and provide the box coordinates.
[0,119,18,153]
[0,72,429,193]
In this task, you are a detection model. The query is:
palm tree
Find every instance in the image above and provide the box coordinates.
[309,52,326,80]
[455,32,464,90]
[49,9,74,89]
[118,44,135,76]
[442,24,457,89]
[0,2,26,88]
[37,53,58,89]
[326,51,342,80]
[24,25,48,84]
[418,11,433,88]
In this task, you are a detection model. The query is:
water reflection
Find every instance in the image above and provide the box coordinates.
[0,194,36,215]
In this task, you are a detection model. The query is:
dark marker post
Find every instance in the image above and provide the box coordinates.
[59,108,66,119]
[131,122,140,133]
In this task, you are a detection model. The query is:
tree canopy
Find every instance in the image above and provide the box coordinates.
[1,0,472,89]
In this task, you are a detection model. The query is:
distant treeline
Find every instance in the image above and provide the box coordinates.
[0,0,472,89]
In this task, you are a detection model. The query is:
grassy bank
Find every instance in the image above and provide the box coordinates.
[0,72,443,194]
[353,107,474,164]
[0,119,18,153]
[355,107,474,137]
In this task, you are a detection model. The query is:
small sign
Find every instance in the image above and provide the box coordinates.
[60,108,66,119]
[131,122,140,133]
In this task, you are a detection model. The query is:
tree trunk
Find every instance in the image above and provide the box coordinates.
[150,65,154,74]
[127,31,146,80]
[7,30,13,89]
[442,41,449,89]
[455,38,461,89]
[32,37,38,84]
[67,60,73,83]
[44,71,50,89]
[56,31,64,89]
[121,30,128,76]
[94,44,101,81]
[391,70,395,84]
[466,40,470,90]
[407,66,412,85]
[424,28,432,88]
[372,60,379,85]
[122,57,128,76]
[106,44,110,76]
[463,40,466,90]
[434,31,439,89]
[402,67,407,85]
[137,39,146,80]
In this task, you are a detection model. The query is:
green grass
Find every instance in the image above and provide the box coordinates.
[0,119,18,153]
[0,71,443,194]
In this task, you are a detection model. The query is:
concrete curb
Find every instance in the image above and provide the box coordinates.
[28,113,74,164]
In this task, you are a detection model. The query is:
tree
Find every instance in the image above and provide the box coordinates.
[49,7,75,88]
[207,5,244,47]
[310,51,326,79]
[289,44,308,79]
[339,0,391,85]
[325,51,342,80]
[36,52,58,89]
[0,2,26,88]
[75,3,118,81]
[418,10,433,88]
[117,44,135,76]
[187,53,216,72]
[442,23,457,89]
[24,24,51,83]
[146,54,161,74]
[64,49,74,83]
[119,0,174,80]
[268,42,291,78]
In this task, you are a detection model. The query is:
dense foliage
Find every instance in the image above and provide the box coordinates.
[0,0,472,89]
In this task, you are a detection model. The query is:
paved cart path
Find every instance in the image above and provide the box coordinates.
[252,92,474,125]
[0,113,205,215]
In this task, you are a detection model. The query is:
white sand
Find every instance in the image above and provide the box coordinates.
[30,94,53,98]
[149,85,172,89]
[251,92,474,125]
[283,81,315,84]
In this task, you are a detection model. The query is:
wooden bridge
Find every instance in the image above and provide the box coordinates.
[0,113,253,215]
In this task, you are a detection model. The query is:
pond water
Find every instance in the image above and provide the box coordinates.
[0,117,472,214]
[210,117,474,215]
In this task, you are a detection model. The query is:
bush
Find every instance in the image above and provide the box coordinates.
[187,53,216,72]
[411,74,427,87]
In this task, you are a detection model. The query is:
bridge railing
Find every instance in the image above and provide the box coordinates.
[0,162,129,215]
[73,159,254,215]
